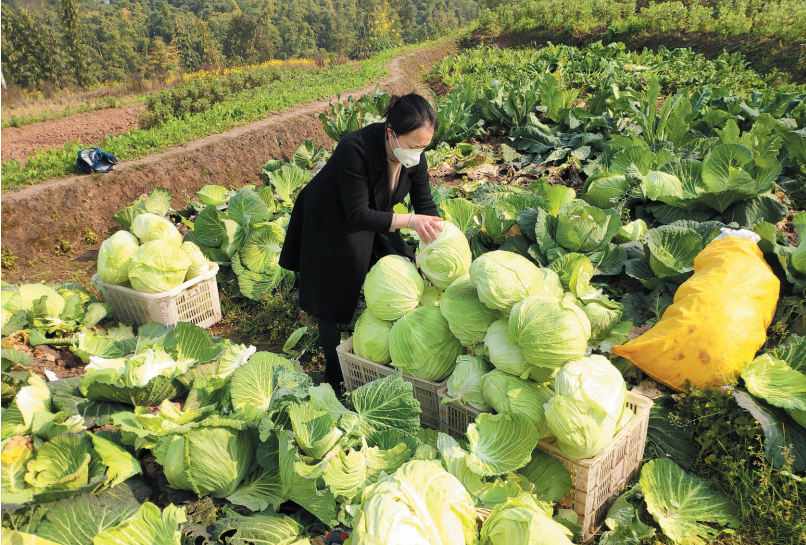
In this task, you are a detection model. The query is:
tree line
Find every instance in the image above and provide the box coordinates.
[1,0,480,90]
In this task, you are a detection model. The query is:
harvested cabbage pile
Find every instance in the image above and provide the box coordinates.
[358,219,633,460]
[97,188,214,294]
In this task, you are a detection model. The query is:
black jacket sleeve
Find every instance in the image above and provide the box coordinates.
[408,154,439,217]
[335,138,395,232]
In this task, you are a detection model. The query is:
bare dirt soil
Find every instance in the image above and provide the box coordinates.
[0,43,457,287]
[1,103,146,164]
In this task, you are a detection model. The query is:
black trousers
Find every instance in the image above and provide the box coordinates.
[316,232,414,392]
[318,317,342,391]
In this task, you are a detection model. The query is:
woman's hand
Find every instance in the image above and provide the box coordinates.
[411,214,443,244]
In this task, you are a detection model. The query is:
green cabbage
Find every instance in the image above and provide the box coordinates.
[480,493,574,545]
[469,251,562,313]
[389,307,463,382]
[5,284,65,318]
[553,355,626,420]
[180,241,210,281]
[544,355,626,459]
[483,319,530,379]
[97,231,140,285]
[440,275,501,347]
[508,295,591,368]
[353,311,393,365]
[364,256,425,321]
[153,416,258,498]
[480,370,553,438]
[127,240,191,293]
[350,460,479,545]
[416,221,473,289]
[131,213,182,246]
[444,355,492,411]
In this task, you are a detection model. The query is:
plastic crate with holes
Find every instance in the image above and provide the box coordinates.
[438,386,653,541]
[336,336,446,430]
[91,263,222,328]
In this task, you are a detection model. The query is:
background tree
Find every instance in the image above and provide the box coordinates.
[61,0,88,87]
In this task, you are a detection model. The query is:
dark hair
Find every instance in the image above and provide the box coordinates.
[383,93,438,135]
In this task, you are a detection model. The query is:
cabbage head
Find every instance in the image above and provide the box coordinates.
[440,276,501,347]
[553,355,626,420]
[416,221,472,289]
[350,459,479,545]
[365,256,425,321]
[353,310,393,365]
[444,355,492,411]
[153,416,258,498]
[6,284,65,318]
[543,394,616,459]
[508,295,591,368]
[480,370,553,438]
[131,213,182,246]
[469,251,562,313]
[483,319,530,379]
[544,355,625,458]
[181,241,210,281]
[97,231,140,285]
[389,306,462,382]
[480,493,573,545]
[127,240,191,294]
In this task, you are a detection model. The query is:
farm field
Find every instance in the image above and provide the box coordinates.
[2,17,806,545]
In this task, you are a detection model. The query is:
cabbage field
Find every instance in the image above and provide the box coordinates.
[2,42,806,544]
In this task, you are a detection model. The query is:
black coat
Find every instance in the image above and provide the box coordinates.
[279,122,439,323]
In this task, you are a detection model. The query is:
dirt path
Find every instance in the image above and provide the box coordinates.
[1,103,146,164]
[0,43,456,285]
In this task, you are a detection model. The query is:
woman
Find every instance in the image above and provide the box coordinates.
[279,93,444,391]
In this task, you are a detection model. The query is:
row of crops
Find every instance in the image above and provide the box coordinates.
[2,42,805,543]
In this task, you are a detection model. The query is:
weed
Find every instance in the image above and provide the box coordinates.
[82,229,99,245]
[26,256,46,267]
[218,290,324,379]
[1,250,18,270]
[671,387,806,543]
[51,211,59,221]
[54,239,73,256]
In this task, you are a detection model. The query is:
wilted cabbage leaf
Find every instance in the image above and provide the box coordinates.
[480,370,553,438]
[444,356,492,411]
[516,449,572,503]
[93,502,186,545]
[639,458,738,544]
[466,412,538,477]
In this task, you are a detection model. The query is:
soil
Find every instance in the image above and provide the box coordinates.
[1,43,457,287]
[2,335,86,380]
[1,103,146,164]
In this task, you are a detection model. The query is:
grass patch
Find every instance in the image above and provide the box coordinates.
[666,387,806,544]
[217,290,325,383]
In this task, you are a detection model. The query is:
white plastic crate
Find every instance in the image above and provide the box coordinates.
[336,336,446,430]
[91,263,221,328]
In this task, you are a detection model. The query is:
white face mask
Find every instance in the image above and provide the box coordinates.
[390,130,424,168]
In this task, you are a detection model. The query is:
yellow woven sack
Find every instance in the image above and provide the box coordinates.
[612,237,779,391]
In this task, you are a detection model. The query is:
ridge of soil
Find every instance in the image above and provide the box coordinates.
[1,102,146,164]
[0,43,456,286]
